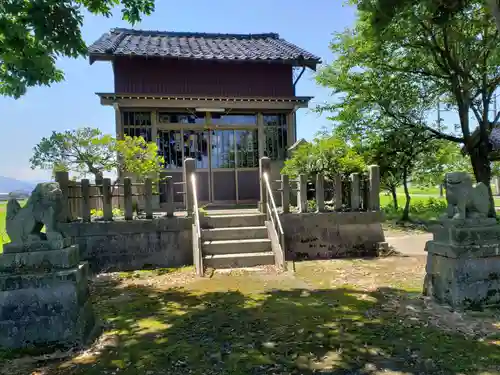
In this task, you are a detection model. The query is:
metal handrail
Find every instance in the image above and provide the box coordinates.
[191,174,201,238]
[263,172,284,236]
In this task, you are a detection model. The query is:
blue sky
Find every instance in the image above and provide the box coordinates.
[0,0,357,181]
[0,0,465,181]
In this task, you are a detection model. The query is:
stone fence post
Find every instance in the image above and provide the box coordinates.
[81,179,91,223]
[315,173,325,212]
[55,171,69,223]
[350,173,360,211]
[281,174,290,214]
[184,158,196,215]
[144,178,153,220]
[334,174,343,211]
[124,177,133,220]
[259,157,271,214]
[102,178,112,221]
[298,174,308,213]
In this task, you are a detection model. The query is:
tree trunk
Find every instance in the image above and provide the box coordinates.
[390,186,398,210]
[469,141,496,217]
[487,0,500,32]
[401,170,411,221]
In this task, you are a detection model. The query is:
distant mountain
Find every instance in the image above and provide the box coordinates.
[0,176,36,194]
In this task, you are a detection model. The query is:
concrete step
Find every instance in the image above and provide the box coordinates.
[202,214,266,229]
[203,252,275,268]
[203,238,271,255]
[202,226,268,241]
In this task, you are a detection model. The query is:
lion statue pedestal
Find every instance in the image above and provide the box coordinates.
[0,183,96,349]
[423,172,500,309]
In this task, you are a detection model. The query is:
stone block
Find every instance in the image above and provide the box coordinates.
[0,245,80,273]
[0,263,96,348]
[425,253,500,308]
[281,212,385,258]
[426,241,500,258]
[0,261,90,292]
[3,238,73,254]
[431,224,500,246]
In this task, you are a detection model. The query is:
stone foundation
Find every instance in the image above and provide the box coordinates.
[60,217,192,272]
[280,211,387,259]
[424,221,500,309]
[0,244,96,349]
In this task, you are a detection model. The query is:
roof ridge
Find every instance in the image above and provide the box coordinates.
[110,28,280,40]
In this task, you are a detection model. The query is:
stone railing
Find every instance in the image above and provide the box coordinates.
[54,172,176,222]
[265,164,380,213]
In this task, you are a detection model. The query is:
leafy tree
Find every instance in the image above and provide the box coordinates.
[319,1,500,216]
[30,128,164,184]
[281,135,366,181]
[30,127,117,183]
[412,141,473,189]
[115,135,165,185]
[358,0,500,34]
[0,0,155,98]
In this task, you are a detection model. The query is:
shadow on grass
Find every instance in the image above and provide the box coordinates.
[34,277,499,375]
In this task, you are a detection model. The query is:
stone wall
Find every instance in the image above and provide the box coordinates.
[280,211,385,259]
[60,217,192,272]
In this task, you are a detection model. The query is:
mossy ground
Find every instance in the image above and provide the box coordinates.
[1,257,499,374]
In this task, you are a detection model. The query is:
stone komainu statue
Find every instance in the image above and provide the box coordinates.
[444,172,490,220]
[6,182,65,244]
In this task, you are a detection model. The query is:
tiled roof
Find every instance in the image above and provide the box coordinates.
[88,29,321,69]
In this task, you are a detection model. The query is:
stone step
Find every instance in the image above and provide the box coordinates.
[201,214,266,229]
[203,238,271,255]
[202,226,268,241]
[203,252,275,269]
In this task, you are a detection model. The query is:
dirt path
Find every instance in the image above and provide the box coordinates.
[384,230,432,256]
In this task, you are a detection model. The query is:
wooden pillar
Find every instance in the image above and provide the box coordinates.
[335,174,343,211]
[368,165,381,210]
[102,178,112,221]
[151,109,158,143]
[350,173,361,210]
[55,171,70,223]
[316,173,325,212]
[259,157,271,214]
[114,104,124,181]
[257,112,265,158]
[281,174,290,214]
[298,174,308,213]
[184,158,196,215]
[144,178,153,220]
[124,177,133,220]
[81,179,91,223]
[287,111,296,158]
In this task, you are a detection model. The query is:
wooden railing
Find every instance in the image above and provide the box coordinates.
[191,173,203,276]
[263,172,287,271]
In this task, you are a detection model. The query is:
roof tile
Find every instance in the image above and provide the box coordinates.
[88,29,320,68]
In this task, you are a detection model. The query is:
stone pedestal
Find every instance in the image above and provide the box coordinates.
[424,219,500,309]
[0,240,96,348]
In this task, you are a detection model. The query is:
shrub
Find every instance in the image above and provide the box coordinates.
[382,197,447,221]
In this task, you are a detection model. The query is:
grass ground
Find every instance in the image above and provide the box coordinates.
[395,186,441,195]
[2,259,499,375]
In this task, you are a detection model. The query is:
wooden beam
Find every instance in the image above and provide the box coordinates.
[99,97,310,110]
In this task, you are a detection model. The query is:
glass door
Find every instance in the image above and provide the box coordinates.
[210,129,236,202]
[184,130,210,202]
